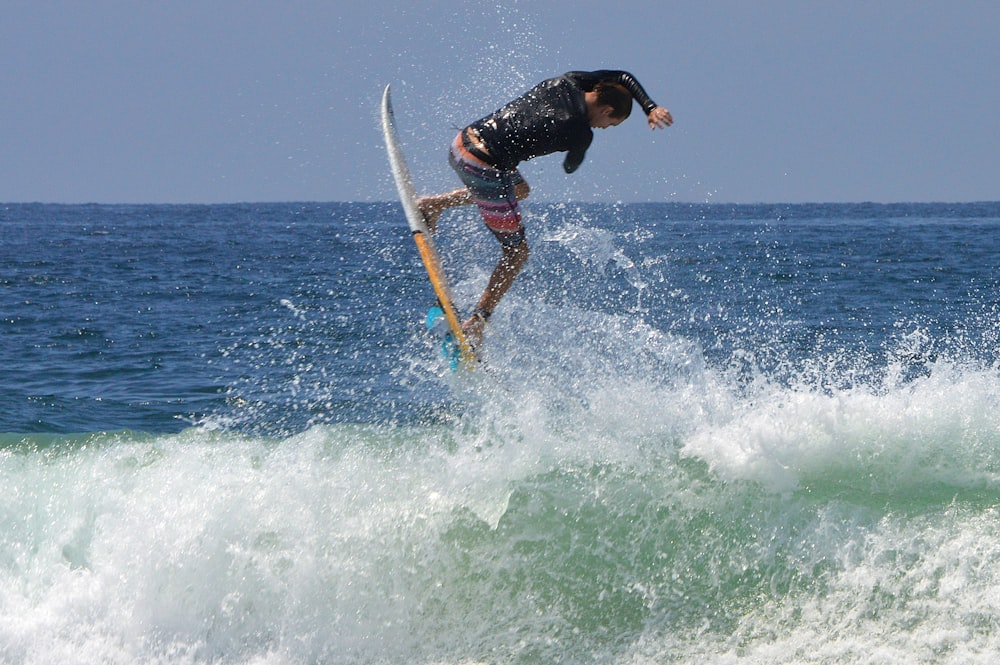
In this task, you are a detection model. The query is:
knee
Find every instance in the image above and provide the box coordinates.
[514,181,531,201]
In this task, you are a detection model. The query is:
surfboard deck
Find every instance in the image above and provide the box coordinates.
[380,84,475,369]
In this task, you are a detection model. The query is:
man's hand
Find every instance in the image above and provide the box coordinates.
[647,106,673,129]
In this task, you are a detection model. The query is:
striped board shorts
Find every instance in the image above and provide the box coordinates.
[448,131,526,247]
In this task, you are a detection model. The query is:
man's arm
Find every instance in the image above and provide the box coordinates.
[564,148,586,174]
[563,132,593,173]
[568,70,656,113]
[569,70,673,129]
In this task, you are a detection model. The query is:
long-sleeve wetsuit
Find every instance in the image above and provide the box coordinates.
[467,70,659,174]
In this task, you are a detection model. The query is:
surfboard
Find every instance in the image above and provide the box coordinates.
[380,84,475,368]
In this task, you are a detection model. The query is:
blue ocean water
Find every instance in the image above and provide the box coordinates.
[2,200,1000,664]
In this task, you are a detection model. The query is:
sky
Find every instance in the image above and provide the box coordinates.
[2,0,998,204]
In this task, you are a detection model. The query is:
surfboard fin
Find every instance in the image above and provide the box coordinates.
[426,306,462,370]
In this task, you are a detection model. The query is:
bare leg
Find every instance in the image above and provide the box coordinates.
[463,241,530,347]
[417,188,472,232]
[418,181,529,232]
[422,178,533,347]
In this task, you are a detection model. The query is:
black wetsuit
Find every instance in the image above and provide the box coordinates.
[467,70,659,174]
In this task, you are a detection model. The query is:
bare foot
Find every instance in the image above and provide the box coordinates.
[416,197,441,233]
[462,314,486,349]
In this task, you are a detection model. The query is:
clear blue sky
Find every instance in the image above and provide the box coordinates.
[2,1,998,204]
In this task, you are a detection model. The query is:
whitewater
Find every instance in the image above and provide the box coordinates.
[3,201,1000,664]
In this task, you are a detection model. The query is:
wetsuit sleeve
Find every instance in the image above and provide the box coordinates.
[567,70,659,116]
[563,141,589,173]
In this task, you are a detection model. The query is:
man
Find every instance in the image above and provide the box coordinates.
[418,70,673,346]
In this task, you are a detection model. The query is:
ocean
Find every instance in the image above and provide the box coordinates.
[2,200,1000,664]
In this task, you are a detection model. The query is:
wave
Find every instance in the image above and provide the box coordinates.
[4,345,1000,663]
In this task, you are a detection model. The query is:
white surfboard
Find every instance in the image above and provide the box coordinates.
[380,84,475,368]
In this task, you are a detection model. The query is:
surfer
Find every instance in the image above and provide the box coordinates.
[417,70,672,346]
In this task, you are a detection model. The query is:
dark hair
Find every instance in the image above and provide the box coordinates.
[594,82,633,119]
